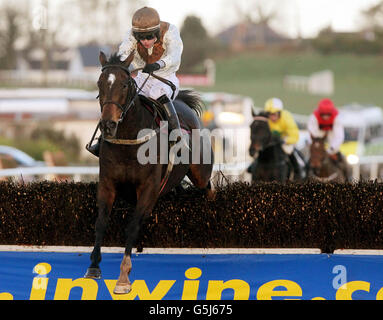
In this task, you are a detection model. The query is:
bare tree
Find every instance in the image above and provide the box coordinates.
[0,5,19,69]
[361,0,383,31]
[0,0,147,72]
[228,0,281,48]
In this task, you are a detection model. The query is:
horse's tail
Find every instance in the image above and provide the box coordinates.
[175,90,204,117]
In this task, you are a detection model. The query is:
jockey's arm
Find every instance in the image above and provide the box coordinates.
[327,118,345,155]
[160,24,183,73]
[307,114,325,138]
[283,111,300,145]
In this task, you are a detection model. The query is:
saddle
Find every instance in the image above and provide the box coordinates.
[138,95,191,134]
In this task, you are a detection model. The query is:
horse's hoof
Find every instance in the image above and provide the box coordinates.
[113,283,132,294]
[84,267,102,279]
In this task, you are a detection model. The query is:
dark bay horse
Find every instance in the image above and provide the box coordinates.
[308,136,346,182]
[84,52,214,294]
[248,113,290,182]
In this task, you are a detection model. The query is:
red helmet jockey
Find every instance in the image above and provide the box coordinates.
[313,98,339,131]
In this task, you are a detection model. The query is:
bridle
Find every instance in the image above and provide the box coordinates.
[250,116,276,153]
[309,137,340,181]
[99,64,148,124]
[99,64,176,124]
[87,63,176,148]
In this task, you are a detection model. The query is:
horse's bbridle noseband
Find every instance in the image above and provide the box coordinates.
[99,64,140,123]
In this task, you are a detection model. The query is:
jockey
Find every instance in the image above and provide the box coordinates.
[87,6,184,156]
[264,97,306,179]
[307,98,348,174]
[119,6,183,131]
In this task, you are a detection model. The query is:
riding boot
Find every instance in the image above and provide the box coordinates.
[86,138,100,157]
[157,94,189,149]
[289,151,306,180]
[247,160,258,181]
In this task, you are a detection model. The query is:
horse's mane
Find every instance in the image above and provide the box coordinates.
[105,53,124,66]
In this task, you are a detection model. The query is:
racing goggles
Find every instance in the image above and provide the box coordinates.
[134,32,156,41]
[266,111,281,117]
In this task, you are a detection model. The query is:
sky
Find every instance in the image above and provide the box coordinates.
[146,0,382,38]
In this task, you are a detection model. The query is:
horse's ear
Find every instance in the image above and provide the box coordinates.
[99,51,108,67]
[122,51,135,68]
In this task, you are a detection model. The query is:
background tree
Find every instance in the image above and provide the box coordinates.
[179,15,213,73]
[361,0,383,31]
[0,5,21,69]
[0,0,147,71]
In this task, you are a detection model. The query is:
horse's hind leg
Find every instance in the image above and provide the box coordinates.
[85,179,116,279]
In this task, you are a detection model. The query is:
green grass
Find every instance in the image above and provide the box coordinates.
[196,52,383,115]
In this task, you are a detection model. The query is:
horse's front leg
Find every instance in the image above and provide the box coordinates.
[113,181,160,294]
[85,179,116,279]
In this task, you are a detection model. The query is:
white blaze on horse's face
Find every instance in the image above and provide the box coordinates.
[108,73,116,89]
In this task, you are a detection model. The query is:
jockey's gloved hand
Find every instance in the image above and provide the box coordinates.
[329,153,339,161]
[271,130,281,138]
[142,63,161,74]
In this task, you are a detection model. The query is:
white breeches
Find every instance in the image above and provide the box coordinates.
[282,143,294,155]
[134,72,179,100]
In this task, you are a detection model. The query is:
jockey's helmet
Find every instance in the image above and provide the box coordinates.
[314,98,339,129]
[264,98,284,114]
[132,7,160,33]
[317,98,337,116]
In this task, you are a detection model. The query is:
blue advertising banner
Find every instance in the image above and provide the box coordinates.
[0,250,383,300]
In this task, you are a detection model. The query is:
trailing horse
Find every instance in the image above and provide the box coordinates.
[308,136,347,182]
[84,52,214,294]
[248,113,291,182]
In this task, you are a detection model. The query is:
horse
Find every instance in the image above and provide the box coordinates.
[248,113,291,182]
[84,51,214,294]
[308,136,346,182]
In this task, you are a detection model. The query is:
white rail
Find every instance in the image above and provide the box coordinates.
[0,166,98,181]
[351,155,383,181]
[1,158,382,182]
[0,162,252,182]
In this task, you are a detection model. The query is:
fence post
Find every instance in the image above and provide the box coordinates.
[352,164,360,181]
[370,162,379,181]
